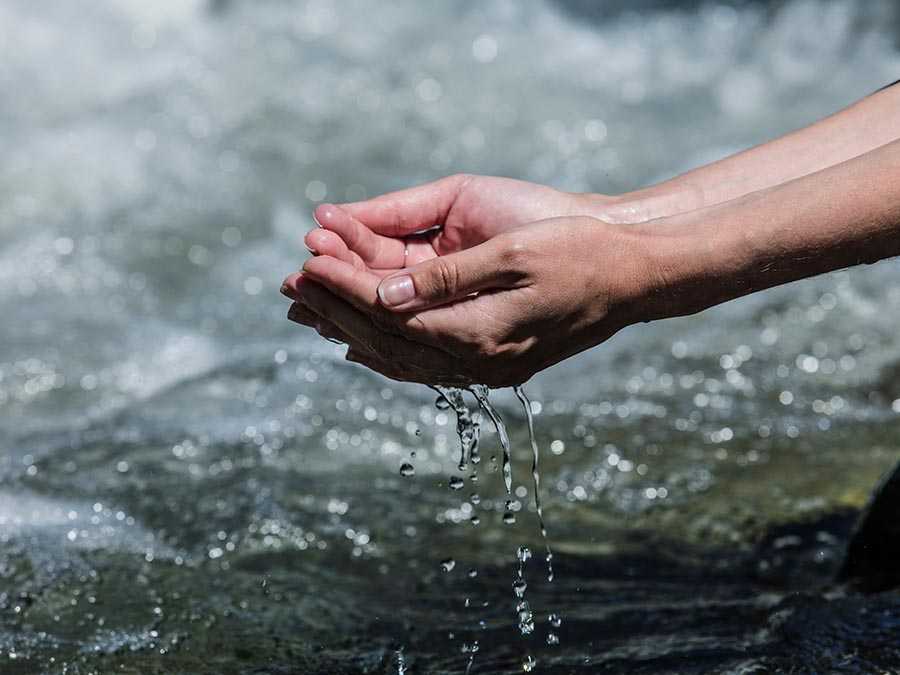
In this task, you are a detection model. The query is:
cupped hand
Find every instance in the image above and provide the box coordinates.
[282,216,655,387]
[303,174,609,277]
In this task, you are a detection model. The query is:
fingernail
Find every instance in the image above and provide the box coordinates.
[313,204,334,228]
[378,275,415,307]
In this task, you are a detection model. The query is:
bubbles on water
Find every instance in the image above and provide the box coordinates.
[399,463,415,477]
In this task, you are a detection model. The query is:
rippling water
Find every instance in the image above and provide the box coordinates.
[2,0,900,672]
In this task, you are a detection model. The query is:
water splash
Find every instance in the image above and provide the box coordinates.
[514,385,555,582]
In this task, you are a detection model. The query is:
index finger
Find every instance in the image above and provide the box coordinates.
[335,174,472,237]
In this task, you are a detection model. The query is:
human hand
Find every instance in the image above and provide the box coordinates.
[302,173,615,279]
[282,216,654,387]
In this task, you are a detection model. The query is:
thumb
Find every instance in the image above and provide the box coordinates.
[377,238,521,311]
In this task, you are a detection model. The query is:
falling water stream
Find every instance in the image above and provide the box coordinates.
[428,383,559,671]
[514,385,556,584]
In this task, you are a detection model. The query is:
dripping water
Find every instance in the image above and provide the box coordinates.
[462,640,479,675]
[514,546,535,638]
[514,385,555,583]
[432,386,482,470]
[469,385,512,497]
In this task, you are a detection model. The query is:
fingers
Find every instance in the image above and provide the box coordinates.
[304,228,365,268]
[313,203,408,268]
[332,174,473,237]
[299,256,382,312]
[376,235,526,311]
[295,280,463,382]
[287,302,349,344]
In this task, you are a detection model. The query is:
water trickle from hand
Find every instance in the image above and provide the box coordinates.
[431,384,560,661]
[432,386,482,470]
[470,385,512,496]
[514,546,535,635]
[514,385,555,583]
[462,639,479,675]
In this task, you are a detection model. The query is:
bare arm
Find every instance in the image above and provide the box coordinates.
[640,136,900,320]
[285,137,900,386]
[596,82,900,224]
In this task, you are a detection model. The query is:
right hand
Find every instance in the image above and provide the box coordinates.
[285,216,655,387]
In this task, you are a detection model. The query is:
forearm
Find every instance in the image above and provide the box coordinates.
[638,137,900,320]
[593,82,900,224]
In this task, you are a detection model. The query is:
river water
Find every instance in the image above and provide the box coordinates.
[2,0,900,672]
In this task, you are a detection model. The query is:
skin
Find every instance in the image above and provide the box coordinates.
[282,84,900,386]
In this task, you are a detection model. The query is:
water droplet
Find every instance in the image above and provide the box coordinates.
[523,655,537,671]
[546,633,559,645]
[517,546,532,562]
[512,579,527,597]
[549,613,562,628]
[399,463,415,477]
[468,569,478,578]
[502,512,516,524]
[449,476,465,490]
[440,558,456,572]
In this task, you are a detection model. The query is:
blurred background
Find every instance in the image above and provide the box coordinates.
[2,0,900,672]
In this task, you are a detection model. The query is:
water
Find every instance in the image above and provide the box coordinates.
[514,385,555,583]
[472,385,514,499]
[3,0,900,672]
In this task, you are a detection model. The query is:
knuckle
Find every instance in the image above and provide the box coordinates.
[499,239,530,270]
[472,336,499,359]
[449,172,475,186]
[431,258,461,297]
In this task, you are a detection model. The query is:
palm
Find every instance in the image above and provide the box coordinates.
[431,175,578,255]
[307,174,580,274]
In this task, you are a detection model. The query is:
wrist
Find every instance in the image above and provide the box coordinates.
[627,210,746,323]
[577,186,707,225]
